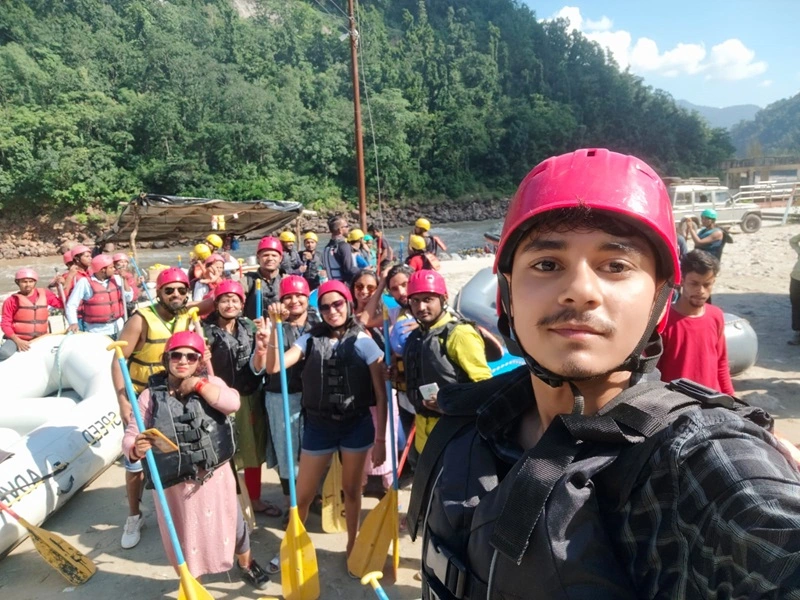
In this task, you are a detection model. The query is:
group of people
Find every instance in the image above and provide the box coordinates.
[5,149,800,596]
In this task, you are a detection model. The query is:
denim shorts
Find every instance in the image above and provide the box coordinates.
[123,453,143,473]
[302,412,375,455]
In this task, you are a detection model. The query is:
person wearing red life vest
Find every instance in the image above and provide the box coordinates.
[63,244,93,298]
[66,254,133,339]
[0,268,64,361]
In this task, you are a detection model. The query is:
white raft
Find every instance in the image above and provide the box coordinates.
[0,333,123,557]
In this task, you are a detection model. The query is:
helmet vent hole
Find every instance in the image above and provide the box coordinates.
[587,149,596,157]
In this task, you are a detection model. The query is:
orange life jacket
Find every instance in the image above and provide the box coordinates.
[83,277,124,324]
[12,289,49,340]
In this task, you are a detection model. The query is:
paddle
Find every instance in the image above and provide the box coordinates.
[397,424,416,480]
[255,279,262,319]
[0,500,96,586]
[361,571,391,600]
[128,256,157,307]
[276,316,320,600]
[346,306,400,579]
[108,341,213,600]
[321,452,346,533]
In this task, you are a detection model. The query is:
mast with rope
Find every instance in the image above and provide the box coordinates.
[347,0,368,232]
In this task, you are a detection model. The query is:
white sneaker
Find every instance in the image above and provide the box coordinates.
[121,514,144,549]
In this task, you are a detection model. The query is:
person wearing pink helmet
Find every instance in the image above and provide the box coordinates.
[256,278,387,564]
[192,253,226,304]
[122,331,269,589]
[402,270,491,454]
[0,268,64,361]
[110,265,193,550]
[238,236,284,321]
[62,243,93,299]
[408,149,800,599]
[254,275,319,544]
[200,280,281,519]
[65,253,133,338]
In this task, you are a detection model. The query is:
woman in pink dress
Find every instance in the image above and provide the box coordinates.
[122,330,269,589]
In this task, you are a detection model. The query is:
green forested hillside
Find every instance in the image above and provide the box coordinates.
[0,0,734,217]
[730,93,800,157]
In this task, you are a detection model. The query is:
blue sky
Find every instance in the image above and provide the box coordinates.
[523,1,800,108]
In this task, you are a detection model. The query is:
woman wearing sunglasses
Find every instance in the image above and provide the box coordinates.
[122,330,269,589]
[350,270,400,496]
[259,279,387,563]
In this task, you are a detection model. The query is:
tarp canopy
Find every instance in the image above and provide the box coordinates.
[98,194,304,243]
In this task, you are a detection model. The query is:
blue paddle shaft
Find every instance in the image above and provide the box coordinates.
[382,316,399,491]
[128,257,157,306]
[276,322,298,507]
[256,284,262,319]
[371,581,391,600]
[116,356,188,566]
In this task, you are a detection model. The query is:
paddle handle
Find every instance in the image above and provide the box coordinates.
[276,319,298,508]
[0,499,26,525]
[382,309,399,491]
[361,571,391,600]
[128,256,157,307]
[397,424,416,479]
[255,279,262,319]
[108,343,189,568]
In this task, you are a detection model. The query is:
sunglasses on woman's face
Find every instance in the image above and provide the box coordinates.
[355,283,376,292]
[163,286,189,296]
[319,299,347,314]
[168,351,200,364]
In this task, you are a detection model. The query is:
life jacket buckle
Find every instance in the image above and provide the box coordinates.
[425,535,467,599]
[667,378,735,409]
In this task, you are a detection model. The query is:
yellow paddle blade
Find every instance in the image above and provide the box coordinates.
[321,454,346,533]
[346,489,397,578]
[280,507,320,600]
[392,507,400,579]
[176,563,215,600]
[11,512,96,586]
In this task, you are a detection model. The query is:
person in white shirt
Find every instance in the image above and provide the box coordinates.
[66,254,133,339]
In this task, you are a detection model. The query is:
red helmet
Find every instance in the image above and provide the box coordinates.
[62,250,73,265]
[407,269,447,298]
[204,253,225,266]
[280,275,310,299]
[91,254,114,272]
[71,244,91,258]
[112,252,128,264]
[214,280,245,303]
[317,280,353,304]
[156,267,190,289]
[164,330,205,355]
[257,236,283,256]
[15,268,38,282]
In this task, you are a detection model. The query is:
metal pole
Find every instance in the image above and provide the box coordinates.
[348,0,368,232]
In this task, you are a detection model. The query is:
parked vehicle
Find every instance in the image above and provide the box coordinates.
[669,184,762,233]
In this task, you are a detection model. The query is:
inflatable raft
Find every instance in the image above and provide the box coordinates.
[0,333,123,557]
[454,267,758,376]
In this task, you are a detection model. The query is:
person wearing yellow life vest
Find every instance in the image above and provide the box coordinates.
[110,267,193,550]
[0,269,64,362]
[66,254,133,339]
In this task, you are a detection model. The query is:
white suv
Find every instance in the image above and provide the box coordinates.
[669,185,762,233]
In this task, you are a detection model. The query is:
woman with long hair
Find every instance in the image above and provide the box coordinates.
[122,330,269,588]
[259,280,387,561]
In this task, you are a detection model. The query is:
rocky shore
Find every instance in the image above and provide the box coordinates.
[0,198,510,260]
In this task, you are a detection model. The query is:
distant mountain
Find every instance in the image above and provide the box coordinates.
[730,93,800,157]
[677,100,761,129]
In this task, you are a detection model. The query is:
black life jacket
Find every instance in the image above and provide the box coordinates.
[322,238,354,283]
[407,369,775,600]
[243,271,282,320]
[143,373,236,490]
[265,313,320,394]
[404,318,472,416]
[300,326,374,419]
[202,315,261,395]
[281,248,303,274]
[303,250,323,290]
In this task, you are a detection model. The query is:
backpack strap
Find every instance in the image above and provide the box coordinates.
[407,415,474,541]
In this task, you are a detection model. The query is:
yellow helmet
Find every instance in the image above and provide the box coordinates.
[205,233,223,249]
[409,234,427,251]
[279,231,296,243]
[347,228,365,243]
[194,243,212,261]
[303,231,319,242]
[415,217,431,231]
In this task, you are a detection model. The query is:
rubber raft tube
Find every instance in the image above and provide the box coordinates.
[454,267,758,376]
[0,333,123,557]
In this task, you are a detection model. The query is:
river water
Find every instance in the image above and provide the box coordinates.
[0,218,503,292]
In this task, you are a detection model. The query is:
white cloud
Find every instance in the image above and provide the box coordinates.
[545,6,767,81]
[759,79,774,87]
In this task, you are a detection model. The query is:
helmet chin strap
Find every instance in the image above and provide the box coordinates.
[497,273,674,414]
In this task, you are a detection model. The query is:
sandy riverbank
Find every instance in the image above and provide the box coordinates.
[2,225,800,598]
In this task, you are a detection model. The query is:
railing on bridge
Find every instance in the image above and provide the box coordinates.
[733,181,800,224]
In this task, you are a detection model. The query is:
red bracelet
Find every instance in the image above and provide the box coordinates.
[194,378,210,394]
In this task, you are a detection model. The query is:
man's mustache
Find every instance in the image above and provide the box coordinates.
[536,308,615,335]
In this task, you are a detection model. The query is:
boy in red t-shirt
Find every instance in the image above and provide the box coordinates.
[658,249,734,394]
